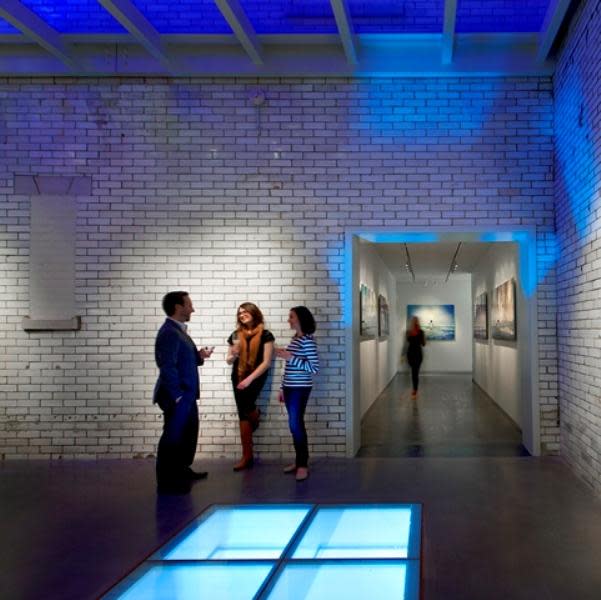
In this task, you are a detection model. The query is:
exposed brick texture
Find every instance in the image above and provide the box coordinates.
[554,0,601,496]
[0,77,557,459]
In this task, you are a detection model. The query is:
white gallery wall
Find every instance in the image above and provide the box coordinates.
[397,276,473,374]
[472,244,524,428]
[0,78,560,459]
[358,242,400,418]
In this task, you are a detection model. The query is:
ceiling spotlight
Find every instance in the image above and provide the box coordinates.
[404,243,415,282]
[445,242,462,282]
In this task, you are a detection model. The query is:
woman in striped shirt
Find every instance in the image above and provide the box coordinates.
[275,306,319,482]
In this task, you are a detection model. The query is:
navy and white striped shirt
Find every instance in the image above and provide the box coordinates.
[282,334,319,388]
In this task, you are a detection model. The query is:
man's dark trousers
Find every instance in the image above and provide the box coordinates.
[156,397,198,484]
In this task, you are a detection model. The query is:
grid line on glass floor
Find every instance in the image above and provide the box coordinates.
[260,559,421,600]
[103,502,422,600]
[152,503,314,561]
[252,504,320,600]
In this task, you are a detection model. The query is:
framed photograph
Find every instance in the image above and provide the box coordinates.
[360,283,378,338]
[474,292,488,340]
[492,279,516,341]
[407,304,455,341]
[378,294,390,338]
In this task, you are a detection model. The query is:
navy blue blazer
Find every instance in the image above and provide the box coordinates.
[153,318,203,410]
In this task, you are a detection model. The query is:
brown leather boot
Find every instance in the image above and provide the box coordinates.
[248,408,261,432]
[233,420,254,471]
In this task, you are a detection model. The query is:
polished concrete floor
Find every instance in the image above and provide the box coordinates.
[359,373,529,457]
[2,455,601,600]
[0,375,594,600]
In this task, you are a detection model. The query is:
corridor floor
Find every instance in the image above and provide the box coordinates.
[359,373,529,457]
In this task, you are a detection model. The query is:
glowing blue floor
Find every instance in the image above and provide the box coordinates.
[104,504,421,600]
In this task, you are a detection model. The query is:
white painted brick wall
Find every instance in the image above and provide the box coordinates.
[0,76,558,459]
[554,0,601,496]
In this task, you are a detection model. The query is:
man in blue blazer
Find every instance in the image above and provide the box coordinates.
[154,291,213,492]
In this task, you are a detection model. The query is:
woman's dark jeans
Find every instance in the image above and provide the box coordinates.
[283,386,312,468]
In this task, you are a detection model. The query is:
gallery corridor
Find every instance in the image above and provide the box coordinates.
[358,374,529,458]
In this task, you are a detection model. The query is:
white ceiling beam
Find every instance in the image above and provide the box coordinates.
[442,0,458,65]
[330,0,358,65]
[0,33,555,77]
[214,0,263,65]
[0,0,75,69]
[537,0,571,62]
[97,0,171,70]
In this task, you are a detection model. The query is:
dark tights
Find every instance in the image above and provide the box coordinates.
[409,359,422,392]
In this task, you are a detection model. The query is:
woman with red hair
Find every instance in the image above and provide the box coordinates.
[406,316,426,398]
[226,303,274,471]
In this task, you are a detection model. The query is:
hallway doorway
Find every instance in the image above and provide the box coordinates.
[357,373,529,457]
[345,229,540,458]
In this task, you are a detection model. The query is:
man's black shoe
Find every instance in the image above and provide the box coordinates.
[186,468,208,480]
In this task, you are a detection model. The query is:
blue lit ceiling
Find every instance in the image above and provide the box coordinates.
[0,0,576,77]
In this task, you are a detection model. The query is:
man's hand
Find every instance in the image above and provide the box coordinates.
[199,346,214,360]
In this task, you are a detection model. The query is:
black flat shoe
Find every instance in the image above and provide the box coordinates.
[185,468,208,480]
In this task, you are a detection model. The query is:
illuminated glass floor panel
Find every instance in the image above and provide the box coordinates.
[291,506,420,559]
[107,563,274,600]
[104,504,422,600]
[265,561,419,600]
[155,505,312,560]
